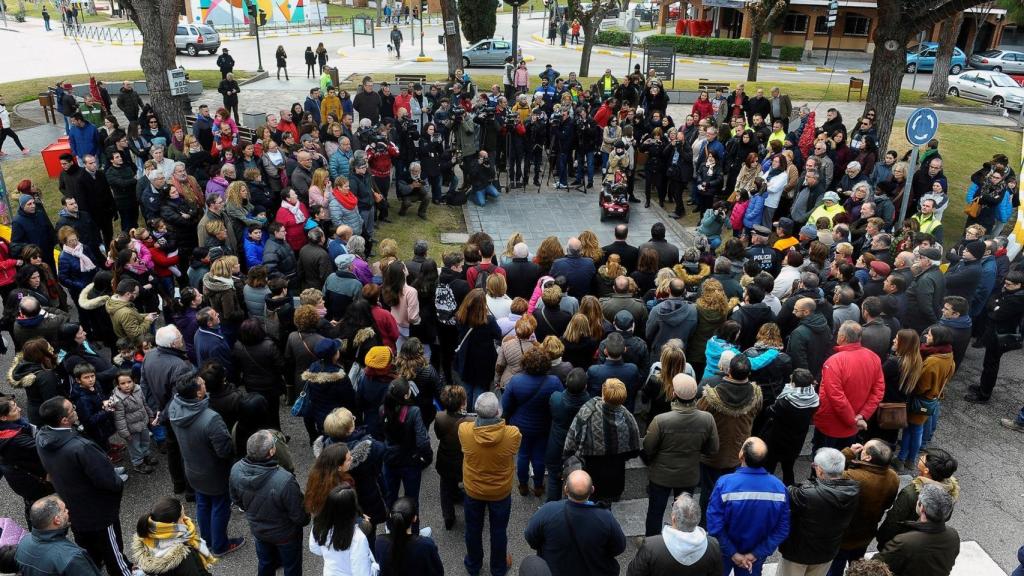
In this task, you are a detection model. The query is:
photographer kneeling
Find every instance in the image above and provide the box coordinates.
[396,161,430,219]
[469,151,499,207]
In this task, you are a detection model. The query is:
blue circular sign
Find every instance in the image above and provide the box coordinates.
[906,108,939,147]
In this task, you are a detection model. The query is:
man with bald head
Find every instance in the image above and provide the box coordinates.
[813,320,885,454]
[601,274,647,330]
[641,373,719,537]
[787,297,831,380]
[549,237,597,298]
[290,150,315,203]
[707,437,789,576]
[525,470,626,575]
[600,224,639,271]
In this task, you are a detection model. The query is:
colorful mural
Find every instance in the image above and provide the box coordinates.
[194,0,312,25]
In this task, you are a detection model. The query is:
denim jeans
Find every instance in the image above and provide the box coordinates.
[574,150,596,185]
[473,184,500,207]
[922,403,940,446]
[254,535,302,576]
[516,433,546,488]
[464,494,511,576]
[359,206,375,242]
[899,422,925,464]
[126,429,151,466]
[545,465,562,502]
[646,483,694,537]
[195,492,231,554]
[384,464,422,511]
[426,174,443,202]
[826,546,868,576]
[557,152,570,185]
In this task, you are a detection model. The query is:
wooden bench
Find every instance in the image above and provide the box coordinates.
[698,80,729,92]
[394,73,428,84]
[184,113,256,144]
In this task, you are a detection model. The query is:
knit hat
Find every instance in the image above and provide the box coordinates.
[335,253,355,270]
[16,180,32,194]
[823,191,840,203]
[799,224,818,239]
[672,373,698,401]
[613,310,634,330]
[207,246,225,261]
[18,194,32,209]
[364,346,391,369]
[869,260,891,276]
[314,338,341,361]
[965,240,986,260]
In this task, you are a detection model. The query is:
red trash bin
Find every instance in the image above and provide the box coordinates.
[676,18,686,35]
[41,136,72,179]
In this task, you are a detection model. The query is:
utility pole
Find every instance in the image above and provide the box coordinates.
[419,2,425,57]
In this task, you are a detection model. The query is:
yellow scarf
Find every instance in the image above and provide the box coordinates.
[142,516,217,571]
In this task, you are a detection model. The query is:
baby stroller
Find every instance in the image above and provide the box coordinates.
[599,169,631,223]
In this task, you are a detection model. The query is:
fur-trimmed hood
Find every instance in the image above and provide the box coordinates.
[912,475,960,502]
[78,283,111,311]
[700,380,762,416]
[301,363,346,385]
[130,536,195,574]
[7,355,41,389]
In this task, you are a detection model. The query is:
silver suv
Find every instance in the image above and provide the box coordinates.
[174,24,221,57]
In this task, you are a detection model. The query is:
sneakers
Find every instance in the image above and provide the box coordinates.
[21,148,30,155]
[518,483,529,496]
[214,537,246,557]
[554,182,567,189]
[963,391,989,404]
[133,463,155,475]
[1000,418,1024,432]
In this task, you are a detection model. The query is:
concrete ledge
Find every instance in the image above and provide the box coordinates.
[335,49,347,56]
[778,65,798,71]
[595,49,612,55]
[523,55,536,62]
[415,56,434,62]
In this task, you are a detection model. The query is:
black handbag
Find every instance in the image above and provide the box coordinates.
[997,331,1023,353]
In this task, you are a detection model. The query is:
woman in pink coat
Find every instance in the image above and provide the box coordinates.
[274,188,311,252]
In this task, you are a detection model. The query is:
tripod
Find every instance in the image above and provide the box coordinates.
[565,148,587,195]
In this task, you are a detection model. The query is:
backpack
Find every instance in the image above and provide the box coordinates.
[435,282,458,326]
[472,265,491,290]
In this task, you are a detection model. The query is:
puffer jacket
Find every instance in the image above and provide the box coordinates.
[459,418,522,501]
[16,528,105,576]
[696,379,763,470]
[779,477,861,565]
[228,458,310,543]
[301,361,355,433]
[232,338,285,396]
[105,297,153,343]
[8,358,62,426]
[642,400,719,489]
[130,537,212,576]
[112,384,154,439]
[813,343,885,439]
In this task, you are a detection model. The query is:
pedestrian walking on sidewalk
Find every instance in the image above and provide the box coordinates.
[276,45,289,80]
[391,26,404,59]
[0,95,30,156]
[305,46,316,78]
[42,6,52,30]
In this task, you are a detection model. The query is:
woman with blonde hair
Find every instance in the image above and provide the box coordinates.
[224,180,261,248]
[896,324,955,471]
[577,230,603,262]
[485,273,513,319]
[308,167,330,208]
[562,378,641,503]
[874,329,924,444]
[533,236,564,277]
[495,315,537,390]
[372,238,399,278]
[541,335,573,382]
[745,322,793,435]
[500,232,525,266]
[203,254,245,345]
[561,313,598,370]
[578,295,609,339]
[596,253,626,297]
[686,279,732,378]
[641,339,695,418]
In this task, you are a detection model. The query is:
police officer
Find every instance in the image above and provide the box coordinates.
[746,225,779,274]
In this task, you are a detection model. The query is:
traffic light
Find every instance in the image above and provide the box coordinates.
[258,8,267,25]
[246,1,256,18]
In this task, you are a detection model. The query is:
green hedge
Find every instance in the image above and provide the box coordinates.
[779,46,804,62]
[643,34,771,58]
[596,30,632,47]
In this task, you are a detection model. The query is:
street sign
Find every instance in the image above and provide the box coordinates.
[167,68,187,96]
[644,45,675,80]
[906,107,939,146]
[625,16,640,33]
[445,19,456,36]
[827,0,838,28]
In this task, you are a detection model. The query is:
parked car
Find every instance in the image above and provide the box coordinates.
[906,42,966,74]
[462,38,512,68]
[947,70,1024,110]
[174,24,220,56]
[969,49,1024,73]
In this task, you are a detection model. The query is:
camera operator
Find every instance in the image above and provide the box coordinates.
[453,105,480,198]
[419,123,449,203]
[573,106,601,190]
[505,105,527,188]
[640,127,668,208]
[366,133,399,223]
[552,104,575,190]
[396,161,430,219]
[433,97,454,145]
[394,107,420,182]
[474,98,503,168]
[449,82,473,113]
[524,108,549,188]
[665,129,694,219]
[469,151,500,207]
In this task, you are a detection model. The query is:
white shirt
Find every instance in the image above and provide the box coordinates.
[309,527,379,576]
[762,169,789,209]
[487,294,513,319]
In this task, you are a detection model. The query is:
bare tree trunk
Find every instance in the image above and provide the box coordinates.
[865,18,907,151]
[747,31,762,81]
[121,0,190,130]
[579,20,598,76]
[440,0,463,75]
[927,13,964,102]
[658,0,666,34]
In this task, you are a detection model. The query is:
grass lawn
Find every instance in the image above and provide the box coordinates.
[324,3,377,19]
[0,71,251,105]
[16,0,115,23]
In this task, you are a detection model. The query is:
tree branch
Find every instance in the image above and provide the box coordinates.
[910,0,996,34]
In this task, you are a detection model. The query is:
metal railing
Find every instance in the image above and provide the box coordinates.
[61,20,140,42]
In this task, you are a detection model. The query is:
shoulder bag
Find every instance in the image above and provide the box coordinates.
[875,402,907,430]
[290,336,316,418]
[963,197,982,218]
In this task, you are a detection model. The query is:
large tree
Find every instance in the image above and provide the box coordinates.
[867,0,992,150]
[118,0,190,130]
[459,0,497,43]
[440,0,464,75]
[746,0,788,82]
[568,0,618,77]
[926,13,965,102]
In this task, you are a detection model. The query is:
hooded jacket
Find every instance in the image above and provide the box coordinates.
[643,401,719,488]
[876,520,960,576]
[730,302,775,351]
[786,312,831,379]
[626,526,722,576]
[35,426,123,531]
[167,395,234,495]
[779,477,861,565]
[646,298,697,360]
[8,358,62,426]
[904,264,945,334]
[129,537,211,576]
[105,296,153,343]
[814,342,885,439]
[877,476,960,549]
[16,527,104,576]
[697,380,762,470]
[0,419,52,503]
[458,418,522,501]
[229,458,310,543]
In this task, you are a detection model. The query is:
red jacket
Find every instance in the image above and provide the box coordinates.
[370,304,400,352]
[813,342,885,439]
[0,240,17,287]
[594,103,613,128]
[691,99,714,122]
[393,93,412,118]
[274,202,311,252]
[147,244,180,278]
[367,143,399,179]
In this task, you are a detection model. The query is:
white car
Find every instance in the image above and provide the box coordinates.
[947,70,1024,110]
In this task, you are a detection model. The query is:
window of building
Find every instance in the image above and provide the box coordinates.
[814,15,830,35]
[782,13,809,34]
[843,13,871,36]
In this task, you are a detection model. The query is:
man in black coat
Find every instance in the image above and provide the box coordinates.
[504,242,540,301]
[628,492,722,575]
[11,194,57,273]
[216,48,235,79]
[747,88,772,126]
[776,272,834,339]
[55,196,102,256]
[600,224,639,272]
[639,222,679,270]
[217,73,241,123]
[35,396,130,576]
[115,81,143,124]
[141,326,195,496]
[75,154,117,248]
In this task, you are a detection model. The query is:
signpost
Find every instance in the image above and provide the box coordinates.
[823,0,838,67]
[643,44,675,81]
[625,16,640,76]
[353,15,376,47]
[899,107,939,225]
[167,68,188,96]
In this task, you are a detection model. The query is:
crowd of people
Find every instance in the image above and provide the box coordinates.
[0,64,1022,576]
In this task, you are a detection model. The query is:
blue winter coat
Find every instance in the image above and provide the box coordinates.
[329,149,352,180]
[57,246,98,295]
[743,192,766,230]
[68,120,100,159]
[194,327,234,380]
[707,466,790,562]
[586,359,641,411]
[971,255,998,318]
[501,373,562,437]
[12,208,56,258]
[703,337,780,381]
[966,181,1013,223]
[243,236,266,270]
[549,254,596,298]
